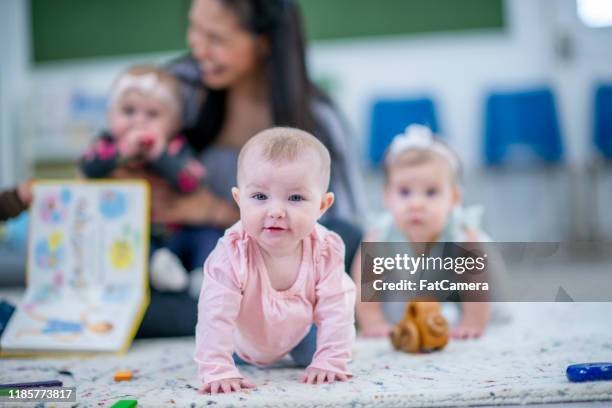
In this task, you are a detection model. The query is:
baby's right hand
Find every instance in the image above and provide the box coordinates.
[198,378,256,395]
[118,128,144,159]
[360,321,393,338]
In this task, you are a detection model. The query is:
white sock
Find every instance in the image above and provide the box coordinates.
[150,248,189,292]
[188,268,203,299]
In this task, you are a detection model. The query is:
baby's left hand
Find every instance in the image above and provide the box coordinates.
[301,368,349,385]
[450,320,486,339]
[450,302,489,340]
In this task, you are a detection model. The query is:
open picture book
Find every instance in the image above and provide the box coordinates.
[1,180,149,355]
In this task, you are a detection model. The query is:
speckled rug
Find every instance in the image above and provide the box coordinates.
[1,303,612,408]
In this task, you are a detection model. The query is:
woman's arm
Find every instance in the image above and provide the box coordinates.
[0,185,29,222]
[111,158,238,227]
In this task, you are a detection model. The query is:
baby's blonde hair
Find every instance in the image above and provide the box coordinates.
[109,65,182,118]
[237,127,331,190]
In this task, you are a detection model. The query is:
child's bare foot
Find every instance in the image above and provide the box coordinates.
[301,368,349,384]
[359,321,393,337]
[198,378,256,394]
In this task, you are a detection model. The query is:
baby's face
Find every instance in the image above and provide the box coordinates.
[108,91,177,140]
[232,149,333,254]
[384,158,459,242]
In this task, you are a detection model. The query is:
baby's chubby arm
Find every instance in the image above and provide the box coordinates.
[195,242,254,393]
[80,134,121,178]
[307,231,356,383]
[351,232,393,337]
[149,136,206,194]
[450,228,491,339]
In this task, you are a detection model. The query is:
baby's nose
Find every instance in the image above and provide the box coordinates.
[408,196,426,210]
[134,113,149,126]
[268,201,286,218]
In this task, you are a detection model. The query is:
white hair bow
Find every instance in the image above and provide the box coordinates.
[385,124,459,172]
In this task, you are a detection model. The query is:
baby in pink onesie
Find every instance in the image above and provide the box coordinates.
[194,127,356,394]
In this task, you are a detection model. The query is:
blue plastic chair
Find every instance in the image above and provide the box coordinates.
[594,84,612,160]
[483,88,564,166]
[368,97,438,166]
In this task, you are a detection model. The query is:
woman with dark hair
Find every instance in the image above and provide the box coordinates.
[135,0,364,337]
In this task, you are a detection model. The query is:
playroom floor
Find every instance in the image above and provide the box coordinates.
[1,296,611,408]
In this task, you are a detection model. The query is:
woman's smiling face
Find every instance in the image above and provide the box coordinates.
[188,0,266,89]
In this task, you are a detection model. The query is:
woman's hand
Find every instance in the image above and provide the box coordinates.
[112,167,238,226]
[16,179,34,207]
[110,166,151,180]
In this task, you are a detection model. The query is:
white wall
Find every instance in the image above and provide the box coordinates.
[309,0,612,167]
[0,0,29,187]
[3,0,612,178]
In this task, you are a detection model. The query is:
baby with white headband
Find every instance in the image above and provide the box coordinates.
[351,124,491,339]
[80,65,208,293]
[80,65,205,193]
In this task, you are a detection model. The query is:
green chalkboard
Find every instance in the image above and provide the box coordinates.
[298,0,505,40]
[30,0,505,63]
[30,0,191,63]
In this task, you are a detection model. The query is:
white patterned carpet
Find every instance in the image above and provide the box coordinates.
[1,303,612,408]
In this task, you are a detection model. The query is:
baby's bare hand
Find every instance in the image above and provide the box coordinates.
[198,378,256,395]
[140,130,167,161]
[301,368,349,385]
[450,321,485,339]
[118,128,145,158]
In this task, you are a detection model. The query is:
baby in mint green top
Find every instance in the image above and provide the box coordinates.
[352,125,491,340]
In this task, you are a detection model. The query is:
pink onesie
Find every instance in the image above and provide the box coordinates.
[194,221,356,384]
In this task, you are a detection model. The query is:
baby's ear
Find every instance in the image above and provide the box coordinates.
[319,192,335,217]
[231,187,241,206]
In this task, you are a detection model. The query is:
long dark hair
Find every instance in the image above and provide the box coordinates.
[185,0,332,152]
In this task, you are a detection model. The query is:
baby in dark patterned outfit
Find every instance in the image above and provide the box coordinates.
[80,65,205,193]
[80,65,207,293]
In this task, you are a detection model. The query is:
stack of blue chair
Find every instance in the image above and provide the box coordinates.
[480,87,569,240]
[368,97,438,166]
[594,84,612,160]
[483,88,564,166]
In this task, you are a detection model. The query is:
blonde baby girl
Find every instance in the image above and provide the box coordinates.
[195,127,356,394]
[352,125,491,340]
